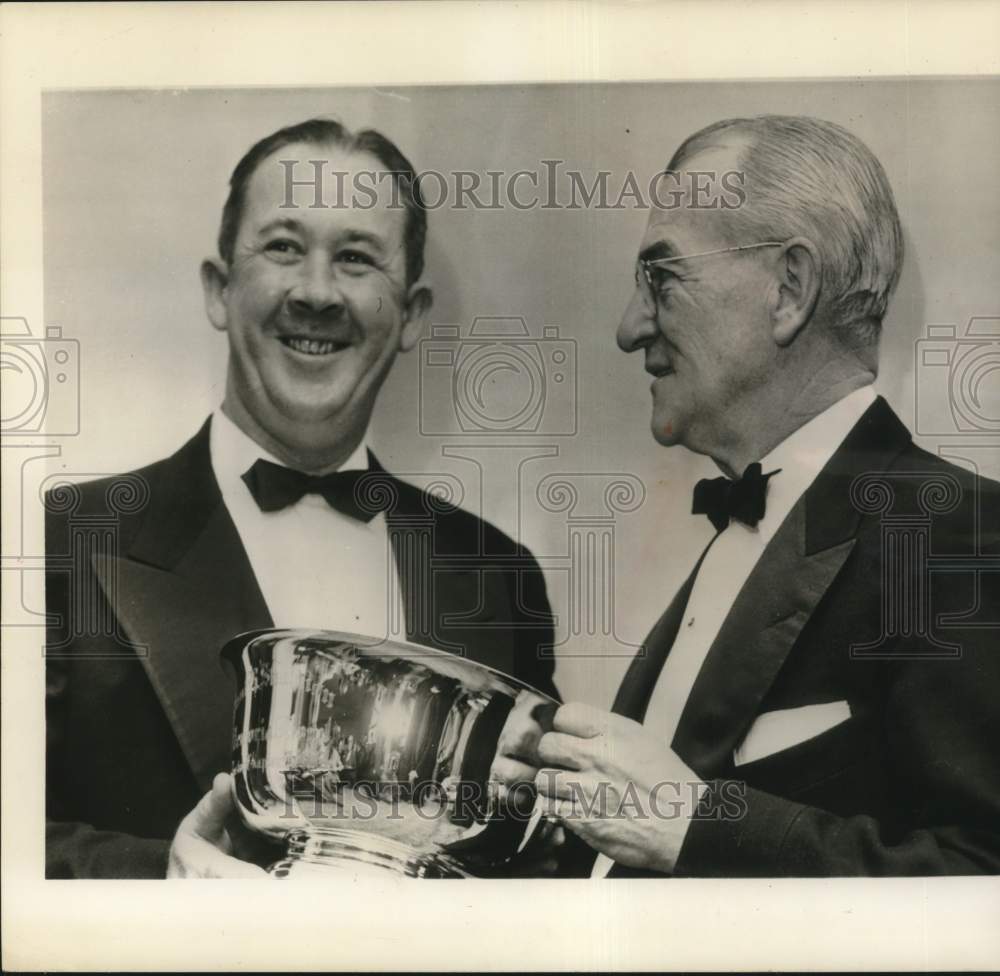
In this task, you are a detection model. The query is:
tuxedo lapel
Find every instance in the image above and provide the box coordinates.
[671,503,855,777]
[94,420,271,793]
[372,463,516,672]
[382,476,489,655]
[671,396,912,778]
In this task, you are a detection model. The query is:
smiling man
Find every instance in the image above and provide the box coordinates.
[529,115,1000,877]
[45,118,557,878]
[203,132,424,476]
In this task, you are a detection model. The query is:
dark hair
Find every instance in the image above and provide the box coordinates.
[217,117,427,285]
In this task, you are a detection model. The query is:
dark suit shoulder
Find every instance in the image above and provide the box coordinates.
[389,477,539,562]
[44,421,214,554]
[888,440,1000,549]
[894,437,999,487]
[43,468,152,554]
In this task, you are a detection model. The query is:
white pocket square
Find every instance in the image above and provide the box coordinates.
[733,700,852,767]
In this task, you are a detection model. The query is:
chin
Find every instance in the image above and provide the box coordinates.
[275,405,356,438]
[650,414,683,447]
[268,381,356,421]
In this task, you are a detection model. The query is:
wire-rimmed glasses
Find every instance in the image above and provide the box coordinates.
[636,241,785,308]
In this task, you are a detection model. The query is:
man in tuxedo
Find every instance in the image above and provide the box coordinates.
[45,118,556,878]
[528,115,1000,875]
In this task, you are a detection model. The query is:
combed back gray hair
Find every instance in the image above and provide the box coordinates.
[670,115,904,343]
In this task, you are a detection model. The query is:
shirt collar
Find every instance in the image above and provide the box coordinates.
[744,385,877,544]
[210,408,372,501]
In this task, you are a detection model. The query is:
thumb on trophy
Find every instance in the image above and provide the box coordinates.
[192,773,238,841]
[167,773,270,879]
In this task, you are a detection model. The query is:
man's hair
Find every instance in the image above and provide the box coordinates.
[669,115,904,345]
[217,117,427,286]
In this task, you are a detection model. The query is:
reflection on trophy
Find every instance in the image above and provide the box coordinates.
[221,629,558,878]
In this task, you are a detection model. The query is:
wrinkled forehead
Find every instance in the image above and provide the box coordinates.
[241,141,408,245]
[640,141,748,258]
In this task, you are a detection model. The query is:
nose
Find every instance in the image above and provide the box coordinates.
[287,253,344,317]
[616,284,657,353]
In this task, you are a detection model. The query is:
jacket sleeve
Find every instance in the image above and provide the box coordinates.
[511,551,559,702]
[46,631,172,878]
[675,787,1000,877]
[45,492,172,879]
[675,620,1000,876]
[46,822,170,879]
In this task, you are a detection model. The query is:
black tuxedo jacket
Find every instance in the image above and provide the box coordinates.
[611,397,1000,876]
[45,419,556,878]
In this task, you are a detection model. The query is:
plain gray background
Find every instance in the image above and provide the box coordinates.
[42,79,1000,705]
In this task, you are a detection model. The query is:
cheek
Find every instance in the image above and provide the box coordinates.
[659,288,708,352]
[230,277,284,328]
[356,289,394,321]
[691,288,756,369]
[349,291,403,355]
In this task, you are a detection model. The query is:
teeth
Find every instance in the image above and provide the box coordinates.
[283,337,343,355]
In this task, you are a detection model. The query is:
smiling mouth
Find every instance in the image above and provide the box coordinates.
[279,336,350,356]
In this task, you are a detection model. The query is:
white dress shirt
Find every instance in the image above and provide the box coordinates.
[593,385,876,877]
[209,409,404,639]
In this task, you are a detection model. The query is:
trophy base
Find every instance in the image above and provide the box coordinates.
[268,829,471,879]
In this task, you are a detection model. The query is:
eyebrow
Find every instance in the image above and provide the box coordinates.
[340,229,388,253]
[638,240,681,264]
[256,217,306,237]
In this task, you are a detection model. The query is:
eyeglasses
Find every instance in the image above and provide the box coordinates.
[636,241,785,308]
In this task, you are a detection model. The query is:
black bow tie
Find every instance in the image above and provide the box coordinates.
[691,462,780,534]
[241,457,385,522]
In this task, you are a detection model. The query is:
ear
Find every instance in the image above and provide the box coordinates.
[771,237,821,346]
[398,281,433,352]
[200,258,230,333]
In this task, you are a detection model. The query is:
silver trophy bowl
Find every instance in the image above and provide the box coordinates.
[221,629,558,878]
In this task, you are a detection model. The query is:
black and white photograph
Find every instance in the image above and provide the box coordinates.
[2,1,999,971]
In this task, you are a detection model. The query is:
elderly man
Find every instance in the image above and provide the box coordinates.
[45,118,557,878]
[529,115,1000,876]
